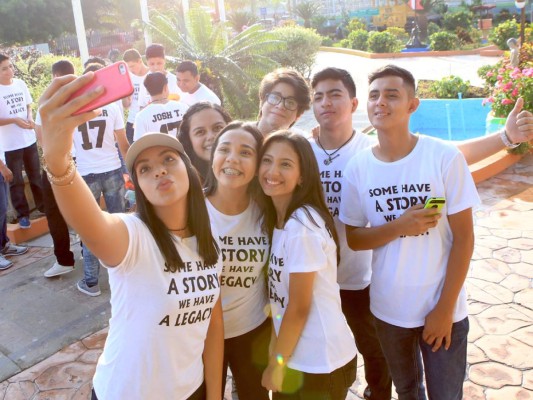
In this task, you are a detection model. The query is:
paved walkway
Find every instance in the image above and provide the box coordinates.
[0,153,530,399]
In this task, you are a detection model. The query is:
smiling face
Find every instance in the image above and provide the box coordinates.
[367,75,418,132]
[0,59,14,85]
[177,70,200,94]
[212,128,259,191]
[134,146,189,208]
[259,140,301,213]
[312,78,357,131]
[188,108,228,161]
[259,82,299,134]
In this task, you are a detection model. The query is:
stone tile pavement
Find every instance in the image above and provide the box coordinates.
[0,154,531,400]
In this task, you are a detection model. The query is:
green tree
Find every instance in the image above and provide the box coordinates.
[414,0,446,42]
[0,0,74,45]
[294,1,322,29]
[146,7,283,118]
[227,11,259,32]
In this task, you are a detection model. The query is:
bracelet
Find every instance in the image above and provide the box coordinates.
[499,129,519,149]
[42,154,76,186]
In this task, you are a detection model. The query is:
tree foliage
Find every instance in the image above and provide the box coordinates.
[145,7,284,118]
[294,1,322,29]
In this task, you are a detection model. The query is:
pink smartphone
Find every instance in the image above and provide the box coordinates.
[70,61,134,115]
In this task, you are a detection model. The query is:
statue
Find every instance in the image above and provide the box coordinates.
[406,21,424,48]
[507,38,520,67]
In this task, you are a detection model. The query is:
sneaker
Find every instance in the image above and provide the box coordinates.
[19,217,31,229]
[0,255,13,270]
[2,243,28,256]
[44,262,74,277]
[77,279,101,297]
[31,210,47,219]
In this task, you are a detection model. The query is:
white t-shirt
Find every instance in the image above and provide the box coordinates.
[133,101,189,141]
[127,72,149,123]
[206,199,269,338]
[268,207,357,373]
[138,71,182,109]
[93,214,222,400]
[180,83,221,106]
[309,132,376,290]
[73,102,124,176]
[0,79,37,151]
[339,135,480,328]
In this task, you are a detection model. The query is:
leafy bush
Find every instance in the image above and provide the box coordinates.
[455,27,474,44]
[428,22,441,37]
[271,26,322,78]
[321,36,334,46]
[367,31,401,53]
[489,20,519,50]
[493,9,514,25]
[347,17,367,32]
[430,76,470,98]
[385,26,409,43]
[429,31,458,51]
[443,10,473,32]
[344,29,369,51]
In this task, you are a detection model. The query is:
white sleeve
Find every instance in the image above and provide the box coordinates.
[284,214,328,273]
[339,157,368,228]
[443,151,480,215]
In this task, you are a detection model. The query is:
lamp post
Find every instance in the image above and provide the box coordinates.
[515,0,526,45]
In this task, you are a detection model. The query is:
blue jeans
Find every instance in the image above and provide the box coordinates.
[81,168,125,285]
[0,175,9,249]
[374,317,469,400]
[273,357,357,400]
[5,143,44,218]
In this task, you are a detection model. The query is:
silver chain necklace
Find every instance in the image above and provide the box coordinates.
[317,130,355,165]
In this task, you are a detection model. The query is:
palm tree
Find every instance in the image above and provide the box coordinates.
[146,8,284,118]
[294,1,322,28]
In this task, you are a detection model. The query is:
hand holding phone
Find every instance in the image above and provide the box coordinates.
[69,61,134,116]
[424,197,446,215]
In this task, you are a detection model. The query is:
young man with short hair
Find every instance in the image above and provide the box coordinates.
[122,48,149,144]
[137,44,182,110]
[176,60,221,106]
[133,72,189,141]
[339,65,479,399]
[0,53,44,229]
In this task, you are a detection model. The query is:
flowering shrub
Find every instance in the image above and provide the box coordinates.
[481,63,533,118]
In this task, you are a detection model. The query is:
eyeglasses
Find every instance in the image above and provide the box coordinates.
[265,93,299,111]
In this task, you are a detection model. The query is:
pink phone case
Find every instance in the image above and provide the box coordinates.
[70,61,134,115]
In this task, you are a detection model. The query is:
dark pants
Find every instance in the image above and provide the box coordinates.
[41,170,75,266]
[340,287,392,400]
[126,121,135,144]
[223,318,271,400]
[273,356,357,400]
[5,143,44,218]
[375,317,469,400]
[92,381,206,400]
[0,175,9,249]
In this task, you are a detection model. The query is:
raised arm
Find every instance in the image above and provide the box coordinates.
[39,74,128,267]
[456,98,533,165]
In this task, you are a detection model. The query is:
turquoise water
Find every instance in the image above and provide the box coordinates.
[409,98,491,141]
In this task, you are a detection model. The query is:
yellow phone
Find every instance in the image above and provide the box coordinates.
[424,197,446,214]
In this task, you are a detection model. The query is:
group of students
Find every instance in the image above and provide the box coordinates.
[9,43,533,400]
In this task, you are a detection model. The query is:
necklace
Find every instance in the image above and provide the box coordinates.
[317,130,355,165]
[150,98,168,104]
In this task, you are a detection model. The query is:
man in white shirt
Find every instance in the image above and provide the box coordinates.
[0,53,44,229]
[122,48,149,144]
[137,44,182,109]
[176,60,221,106]
[133,72,189,141]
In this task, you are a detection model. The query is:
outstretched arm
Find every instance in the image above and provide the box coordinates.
[457,98,533,165]
[39,74,128,267]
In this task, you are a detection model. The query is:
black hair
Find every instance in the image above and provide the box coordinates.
[0,54,10,64]
[176,60,198,76]
[123,48,142,62]
[258,130,340,263]
[145,43,165,59]
[311,67,356,98]
[178,101,233,182]
[204,121,264,199]
[143,72,168,96]
[83,63,103,74]
[52,60,75,76]
[131,151,219,271]
[368,64,416,96]
[258,68,310,120]
[83,56,106,69]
